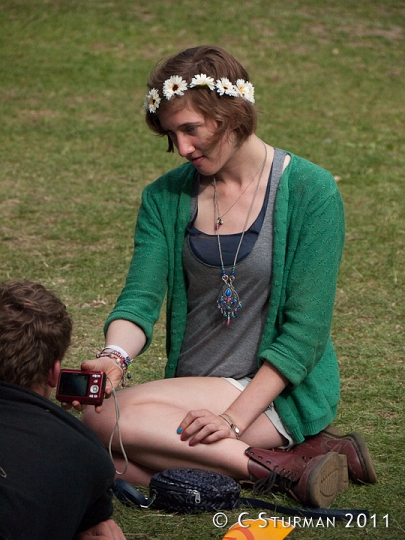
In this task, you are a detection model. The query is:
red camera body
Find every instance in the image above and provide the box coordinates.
[56,369,106,407]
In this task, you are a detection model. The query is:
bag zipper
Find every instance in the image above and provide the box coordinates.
[151,479,202,504]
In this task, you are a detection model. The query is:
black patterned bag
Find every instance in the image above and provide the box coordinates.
[149,468,241,513]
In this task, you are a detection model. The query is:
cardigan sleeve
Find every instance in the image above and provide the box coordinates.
[104,184,170,352]
[259,157,345,386]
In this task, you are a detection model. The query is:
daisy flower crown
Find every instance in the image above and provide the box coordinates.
[144,73,255,113]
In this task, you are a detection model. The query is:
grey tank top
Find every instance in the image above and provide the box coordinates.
[176,148,286,378]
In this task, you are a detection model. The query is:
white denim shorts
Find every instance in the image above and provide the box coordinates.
[223,376,296,449]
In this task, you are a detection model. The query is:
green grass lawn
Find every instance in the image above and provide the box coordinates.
[1,1,404,538]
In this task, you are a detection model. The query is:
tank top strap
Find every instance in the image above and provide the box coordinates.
[271,148,287,186]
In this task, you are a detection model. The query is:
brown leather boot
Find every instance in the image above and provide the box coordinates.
[279,426,376,485]
[246,447,345,508]
[270,447,348,495]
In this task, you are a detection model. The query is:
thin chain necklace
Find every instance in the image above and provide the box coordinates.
[214,142,267,325]
[213,157,264,230]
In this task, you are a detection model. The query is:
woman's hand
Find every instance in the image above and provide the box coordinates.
[177,409,239,446]
[81,357,124,392]
[61,357,123,414]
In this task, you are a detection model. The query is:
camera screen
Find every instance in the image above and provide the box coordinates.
[59,373,89,397]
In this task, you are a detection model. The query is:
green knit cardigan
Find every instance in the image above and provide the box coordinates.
[105,153,345,443]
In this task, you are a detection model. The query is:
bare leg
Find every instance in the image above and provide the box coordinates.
[112,452,158,485]
[83,377,285,485]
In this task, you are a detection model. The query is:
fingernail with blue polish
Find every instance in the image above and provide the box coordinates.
[177,427,183,434]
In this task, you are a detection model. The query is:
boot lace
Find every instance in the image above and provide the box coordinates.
[252,465,298,497]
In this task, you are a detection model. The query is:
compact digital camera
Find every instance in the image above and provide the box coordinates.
[56,369,106,407]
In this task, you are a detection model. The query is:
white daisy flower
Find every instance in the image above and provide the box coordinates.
[189,74,216,90]
[144,88,161,113]
[216,78,238,97]
[235,79,255,103]
[163,76,188,100]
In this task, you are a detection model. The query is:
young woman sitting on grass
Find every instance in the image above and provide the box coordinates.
[80,45,376,508]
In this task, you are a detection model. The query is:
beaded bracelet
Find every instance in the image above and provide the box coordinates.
[219,413,240,439]
[96,347,132,388]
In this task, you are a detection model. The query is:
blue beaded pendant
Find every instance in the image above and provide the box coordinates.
[217,274,242,326]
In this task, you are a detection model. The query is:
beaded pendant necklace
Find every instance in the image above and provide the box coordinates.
[214,142,267,325]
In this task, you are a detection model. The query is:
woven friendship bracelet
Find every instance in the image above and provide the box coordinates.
[98,347,131,365]
[96,347,132,387]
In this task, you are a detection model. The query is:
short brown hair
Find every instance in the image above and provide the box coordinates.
[0,280,72,389]
[145,45,257,152]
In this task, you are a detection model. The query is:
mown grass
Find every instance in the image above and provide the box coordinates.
[1,1,404,538]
